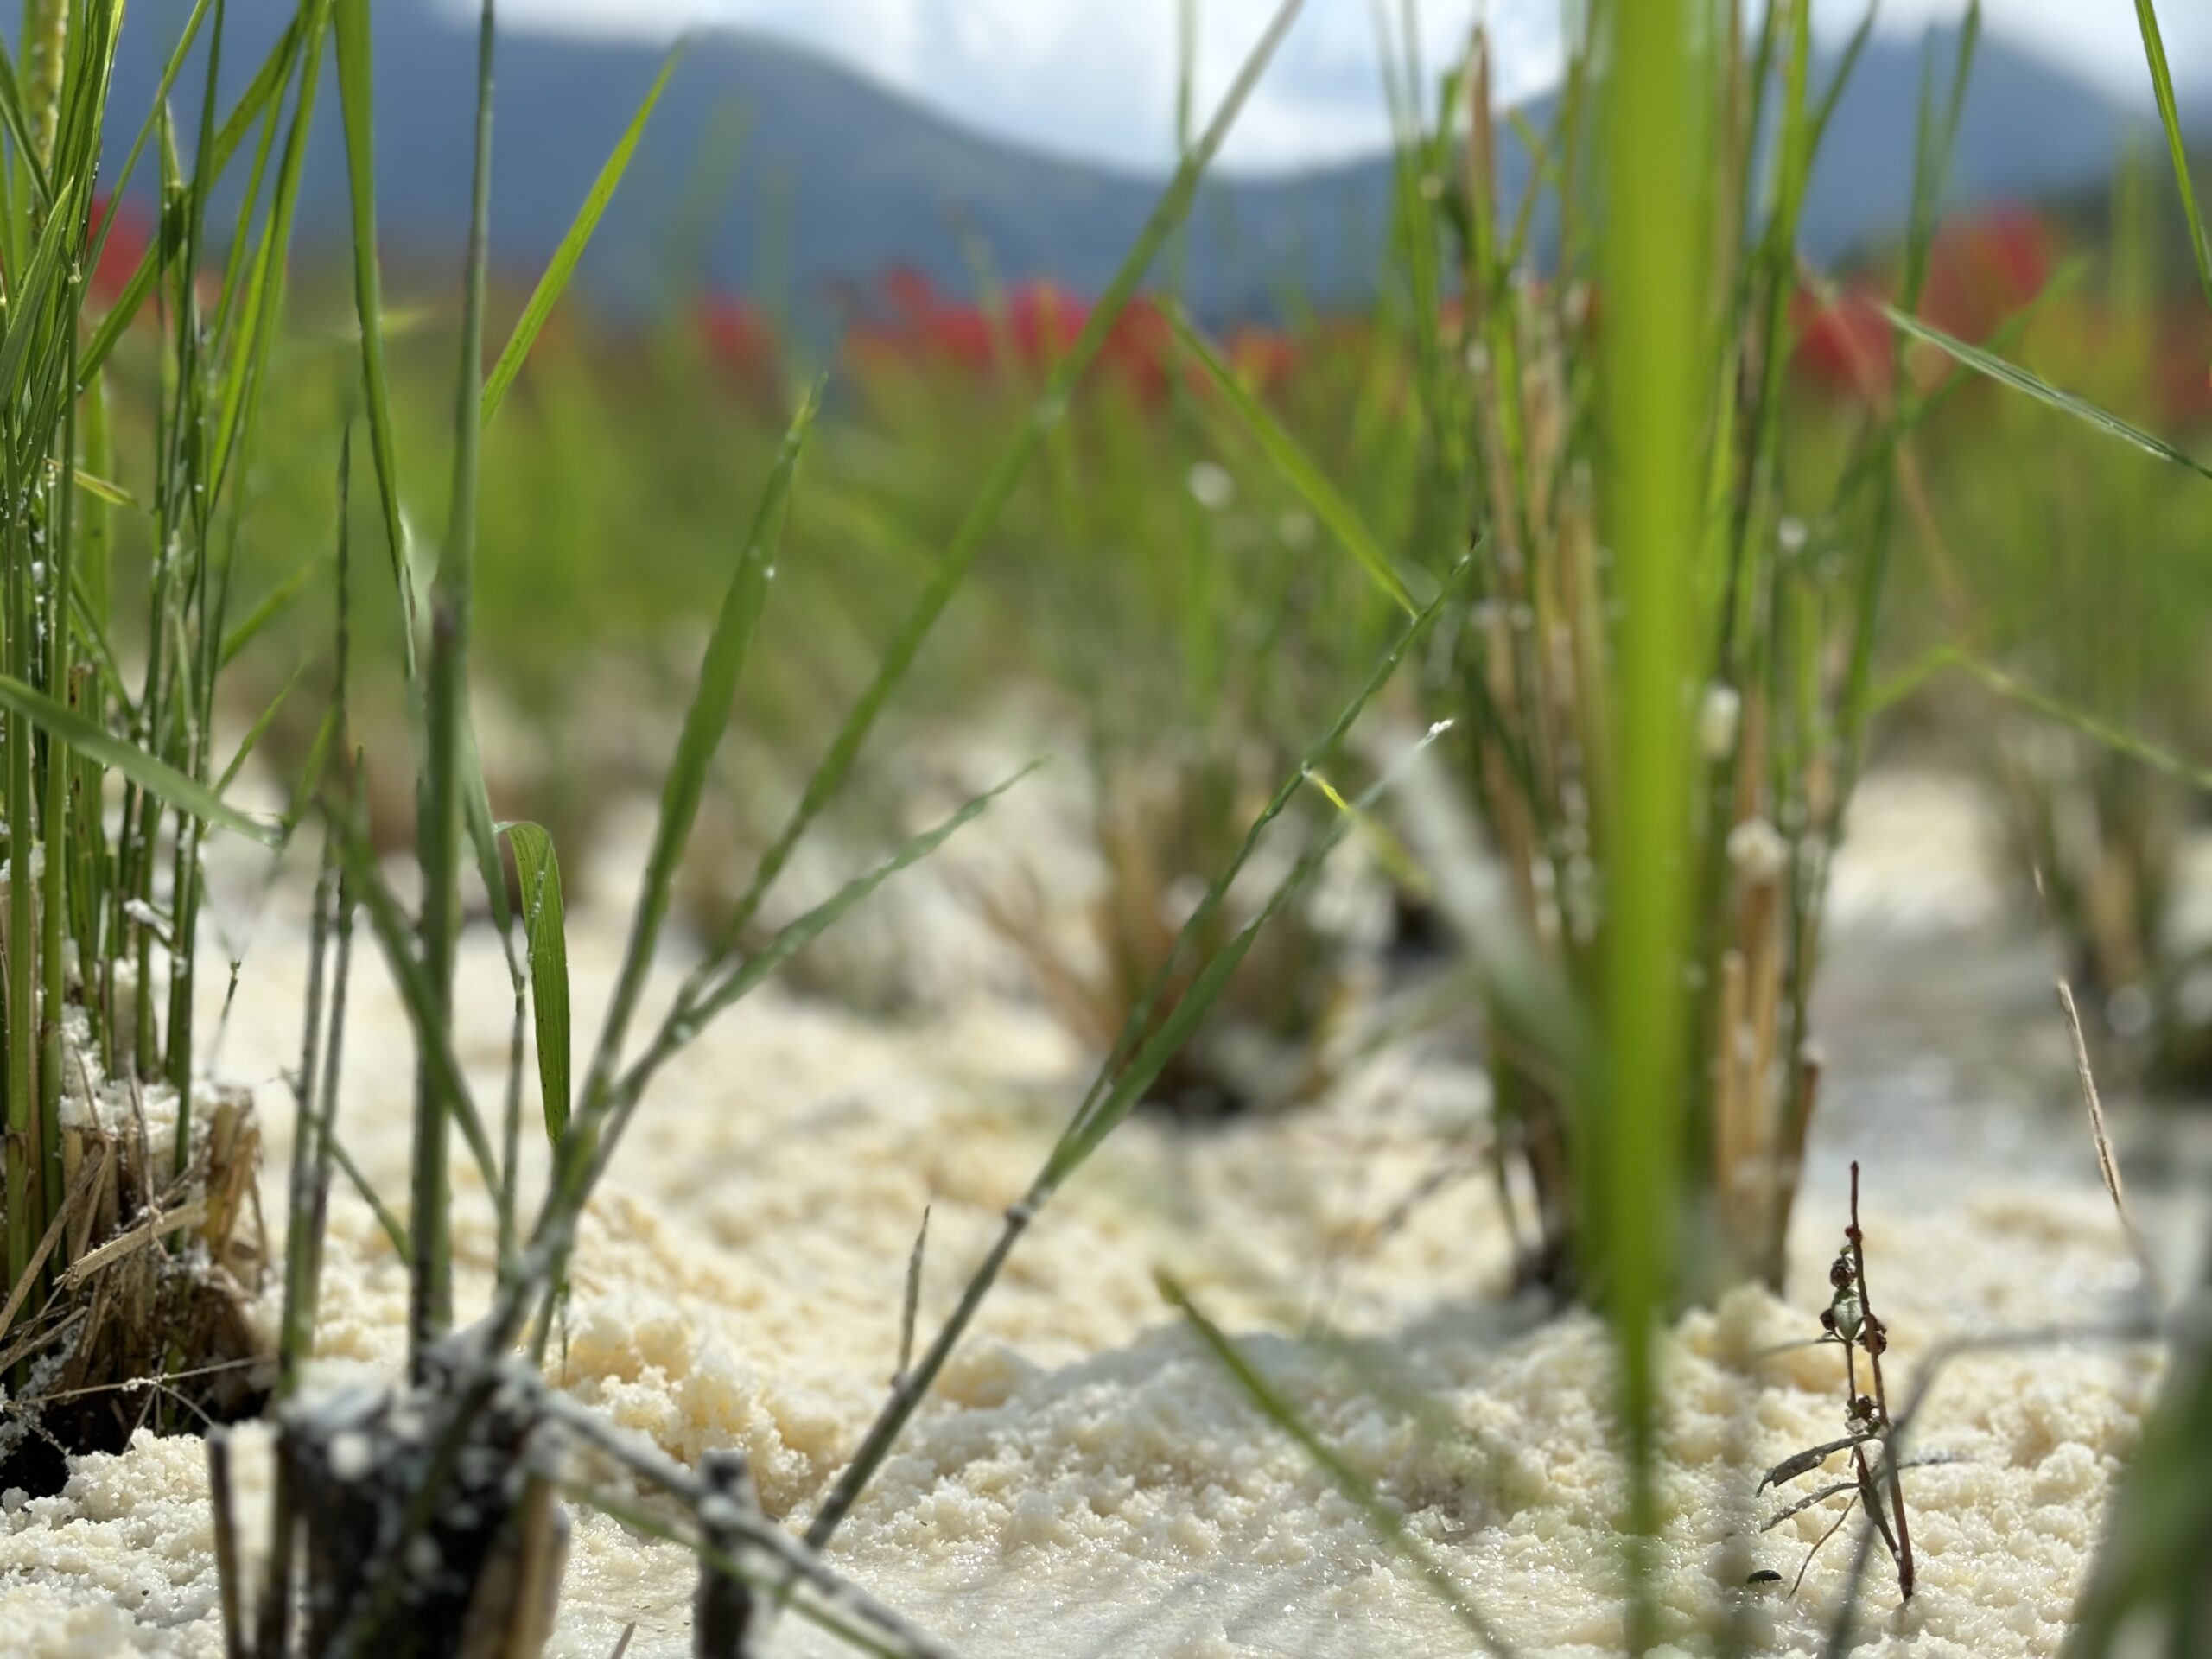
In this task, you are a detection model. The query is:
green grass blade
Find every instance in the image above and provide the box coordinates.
[1834,7,1980,772]
[278,707,341,846]
[0,37,53,209]
[460,715,515,943]
[334,0,416,673]
[420,0,505,1362]
[582,380,823,1110]
[79,10,302,385]
[330,1133,410,1262]
[1048,728,1442,1185]
[79,238,162,380]
[2131,0,2212,312]
[699,0,1310,968]
[499,822,572,1143]
[481,41,685,427]
[514,0,1312,1510]
[215,656,308,796]
[563,758,1029,1217]
[210,12,303,174]
[1828,256,2080,504]
[84,0,215,270]
[1597,0,1705,1641]
[1806,3,1877,160]
[1065,554,1472,1138]
[346,841,505,1205]
[1159,1274,1516,1656]
[2060,1333,2212,1656]
[1880,304,2212,482]
[1913,651,2212,791]
[1164,299,1418,614]
[219,550,319,669]
[0,178,86,397]
[0,673,270,843]
[207,1,333,504]
[804,723,1445,1551]
[675,762,1040,1036]
[69,468,139,513]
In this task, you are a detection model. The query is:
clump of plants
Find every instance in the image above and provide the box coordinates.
[0,0,358,1492]
[823,105,1419,1112]
[1900,153,2212,1083]
[1356,3,1989,1299]
[971,359,1411,1114]
[971,737,1351,1118]
[13,0,2208,1651]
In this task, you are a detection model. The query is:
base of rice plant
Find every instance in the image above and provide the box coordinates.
[975,742,1349,1122]
[0,1016,268,1497]
[258,1346,569,1659]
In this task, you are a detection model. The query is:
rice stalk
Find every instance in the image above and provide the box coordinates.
[408,0,499,1370]
[480,41,686,427]
[1592,0,1707,1631]
[1,0,316,1478]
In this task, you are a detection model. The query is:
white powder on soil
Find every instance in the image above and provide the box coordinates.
[0,772,2168,1656]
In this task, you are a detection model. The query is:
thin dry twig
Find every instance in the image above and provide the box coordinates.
[522,1381,955,1656]
[0,1356,260,1410]
[0,1145,104,1343]
[56,1195,211,1291]
[893,1204,929,1391]
[2056,976,2166,1305]
[1791,1492,1859,1597]
[0,1304,87,1379]
[1763,1478,1859,1530]
[1845,1162,1915,1598]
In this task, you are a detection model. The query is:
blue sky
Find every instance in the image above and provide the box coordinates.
[490,1,2212,174]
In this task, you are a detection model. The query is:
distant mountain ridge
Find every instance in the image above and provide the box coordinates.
[103,3,2208,326]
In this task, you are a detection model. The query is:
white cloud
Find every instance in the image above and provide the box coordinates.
[493,0,2212,173]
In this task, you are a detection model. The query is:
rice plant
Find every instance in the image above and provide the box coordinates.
[1332,3,1986,1308]
[960,302,1414,1116]
[2030,3,2212,1645]
[0,0,342,1494]
[1900,153,2212,1082]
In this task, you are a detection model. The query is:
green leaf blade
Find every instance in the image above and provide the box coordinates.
[482,41,686,427]
[0,673,271,844]
[502,822,574,1143]
[1879,304,2212,483]
[334,0,417,675]
[1165,300,1417,615]
[2131,0,2212,314]
[585,379,824,1102]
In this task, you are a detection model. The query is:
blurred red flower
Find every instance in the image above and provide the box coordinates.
[1791,283,1894,400]
[1923,207,2055,342]
[86,193,149,306]
[848,267,1188,401]
[696,293,776,374]
[1787,207,2058,404]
